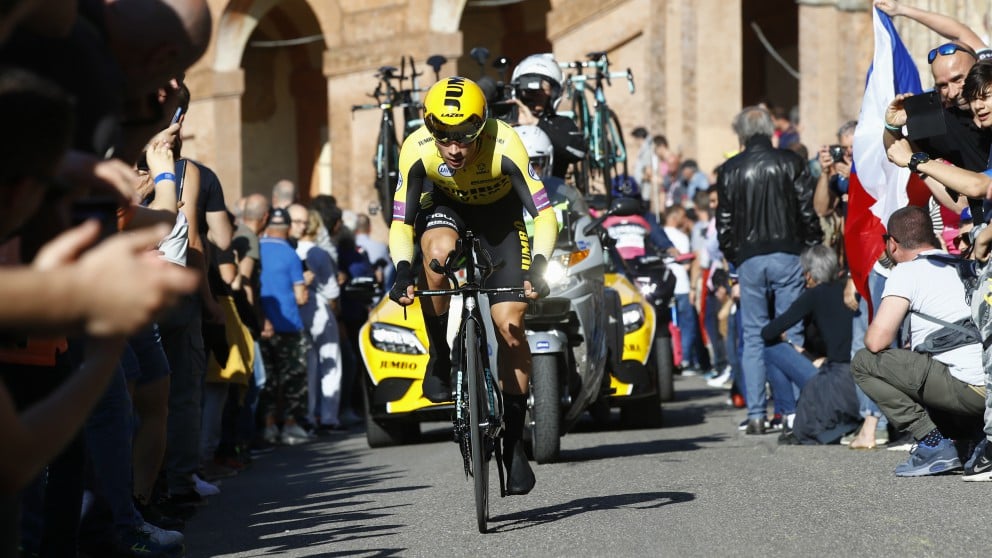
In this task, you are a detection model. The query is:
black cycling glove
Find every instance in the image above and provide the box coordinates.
[528,254,550,298]
[389,261,415,304]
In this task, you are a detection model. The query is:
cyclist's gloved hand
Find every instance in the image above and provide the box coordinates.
[528,254,550,298]
[389,261,416,305]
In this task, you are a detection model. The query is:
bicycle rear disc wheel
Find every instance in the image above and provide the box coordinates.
[466,321,489,533]
[570,95,591,194]
[377,125,399,225]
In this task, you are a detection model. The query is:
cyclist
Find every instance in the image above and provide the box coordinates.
[388,76,558,495]
[511,53,586,180]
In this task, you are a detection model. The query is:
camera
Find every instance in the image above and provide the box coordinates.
[829,145,845,163]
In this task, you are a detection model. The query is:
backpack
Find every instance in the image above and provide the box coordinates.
[910,254,983,354]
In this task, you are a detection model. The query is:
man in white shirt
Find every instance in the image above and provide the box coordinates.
[664,205,706,373]
[852,206,984,477]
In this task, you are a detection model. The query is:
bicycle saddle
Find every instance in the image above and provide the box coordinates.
[377,66,398,79]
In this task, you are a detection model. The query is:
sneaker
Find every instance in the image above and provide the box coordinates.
[767,414,784,432]
[280,423,314,446]
[193,474,220,497]
[730,393,745,408]
[744,417,767,435]
[893,439,962,477]
[111,526,184,558]
[134,500,185,532]
[138,521,184,547]
[840,426,860,446]
[738,417,770,431]
[702,369,719,380]
[706,367,732,388]
[262,424,280,445]
[963,439,992,481]
[679,364,702,376]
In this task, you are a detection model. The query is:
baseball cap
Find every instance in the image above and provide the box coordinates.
[268,207,290,227]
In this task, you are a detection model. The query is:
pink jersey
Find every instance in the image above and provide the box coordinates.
[603,214,651,260]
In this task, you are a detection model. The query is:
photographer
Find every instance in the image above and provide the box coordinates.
[814,120,856,218]
[510,53,586,180]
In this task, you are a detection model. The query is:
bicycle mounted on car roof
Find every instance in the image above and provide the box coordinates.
[351,55,447,223]
[558,51,635,196]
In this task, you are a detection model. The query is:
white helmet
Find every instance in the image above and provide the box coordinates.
[514,125,554,178]
[511,53,564,110]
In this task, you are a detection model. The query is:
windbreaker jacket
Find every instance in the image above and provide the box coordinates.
[716,135,822,266]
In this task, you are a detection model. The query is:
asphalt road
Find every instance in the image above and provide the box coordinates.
[183,377,988,557]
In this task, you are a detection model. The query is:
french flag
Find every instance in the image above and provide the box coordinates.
[845,8,931,315]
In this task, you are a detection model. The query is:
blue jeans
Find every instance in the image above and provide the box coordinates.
[704,292,728,370]
[850,268,890,430]
[739,253,805,419]
[675,294,699,367]
[764,343,818,415]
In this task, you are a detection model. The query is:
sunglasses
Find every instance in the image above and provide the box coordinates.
[881,233,900,244]
[426,115,484,146]
[928,43,977,64]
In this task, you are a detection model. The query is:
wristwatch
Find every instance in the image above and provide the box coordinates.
[908,152,930,173]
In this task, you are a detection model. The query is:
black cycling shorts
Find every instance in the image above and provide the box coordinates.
[415,190,531,304]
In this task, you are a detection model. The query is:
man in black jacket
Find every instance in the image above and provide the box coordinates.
[716,106,822,434]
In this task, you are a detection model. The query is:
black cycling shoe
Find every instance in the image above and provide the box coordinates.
[422,312,453,403]
[421,354,453,403]
[502,393,535,495]
[504,441,536,495]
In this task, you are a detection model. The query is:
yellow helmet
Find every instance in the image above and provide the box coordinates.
[423,76,488,144]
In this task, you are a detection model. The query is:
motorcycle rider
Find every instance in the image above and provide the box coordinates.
[388,77,559,495]
[511,53,587,180]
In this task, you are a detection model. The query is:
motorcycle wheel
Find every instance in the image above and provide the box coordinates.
[655,332,676,402]
[530,354,561,464]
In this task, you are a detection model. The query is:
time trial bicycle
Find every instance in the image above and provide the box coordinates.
[413,229,525,533]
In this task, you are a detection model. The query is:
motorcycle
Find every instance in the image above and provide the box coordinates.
[523,180,622,463]
[587,195,677,426]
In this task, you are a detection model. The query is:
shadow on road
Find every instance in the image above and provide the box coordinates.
[188,442,424,557]
[557,433,726,463]
[489,491,695,532]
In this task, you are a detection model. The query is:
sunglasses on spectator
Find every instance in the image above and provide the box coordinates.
[881,233,900,244]
[928,43,977,64]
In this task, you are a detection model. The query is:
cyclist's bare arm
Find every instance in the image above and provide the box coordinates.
[875,0,988,51]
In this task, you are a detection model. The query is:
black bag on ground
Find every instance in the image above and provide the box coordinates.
[792,361,862,445]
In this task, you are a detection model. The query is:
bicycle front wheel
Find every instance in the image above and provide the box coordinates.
[465,320,489,533]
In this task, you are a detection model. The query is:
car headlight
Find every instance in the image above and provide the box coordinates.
[370,323,427,354]
[622,303,645,333]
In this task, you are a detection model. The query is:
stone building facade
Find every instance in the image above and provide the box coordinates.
[179,0,991,236]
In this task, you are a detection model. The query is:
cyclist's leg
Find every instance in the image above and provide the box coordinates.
[478,205,535,494]
[416,197,464,403]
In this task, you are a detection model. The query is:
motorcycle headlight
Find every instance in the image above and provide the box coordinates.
[544,258,568,286]
[543,251,591,290]
[622,303,645,333]
[370,323,427,355]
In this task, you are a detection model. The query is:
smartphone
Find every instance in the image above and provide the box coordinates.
[71,196,120,241]
[170,106,183,125]
[904,91,946,140]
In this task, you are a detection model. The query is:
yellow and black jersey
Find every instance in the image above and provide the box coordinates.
[388,118,559,264]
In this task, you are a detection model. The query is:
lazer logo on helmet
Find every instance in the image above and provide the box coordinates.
[440,113,464,118]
